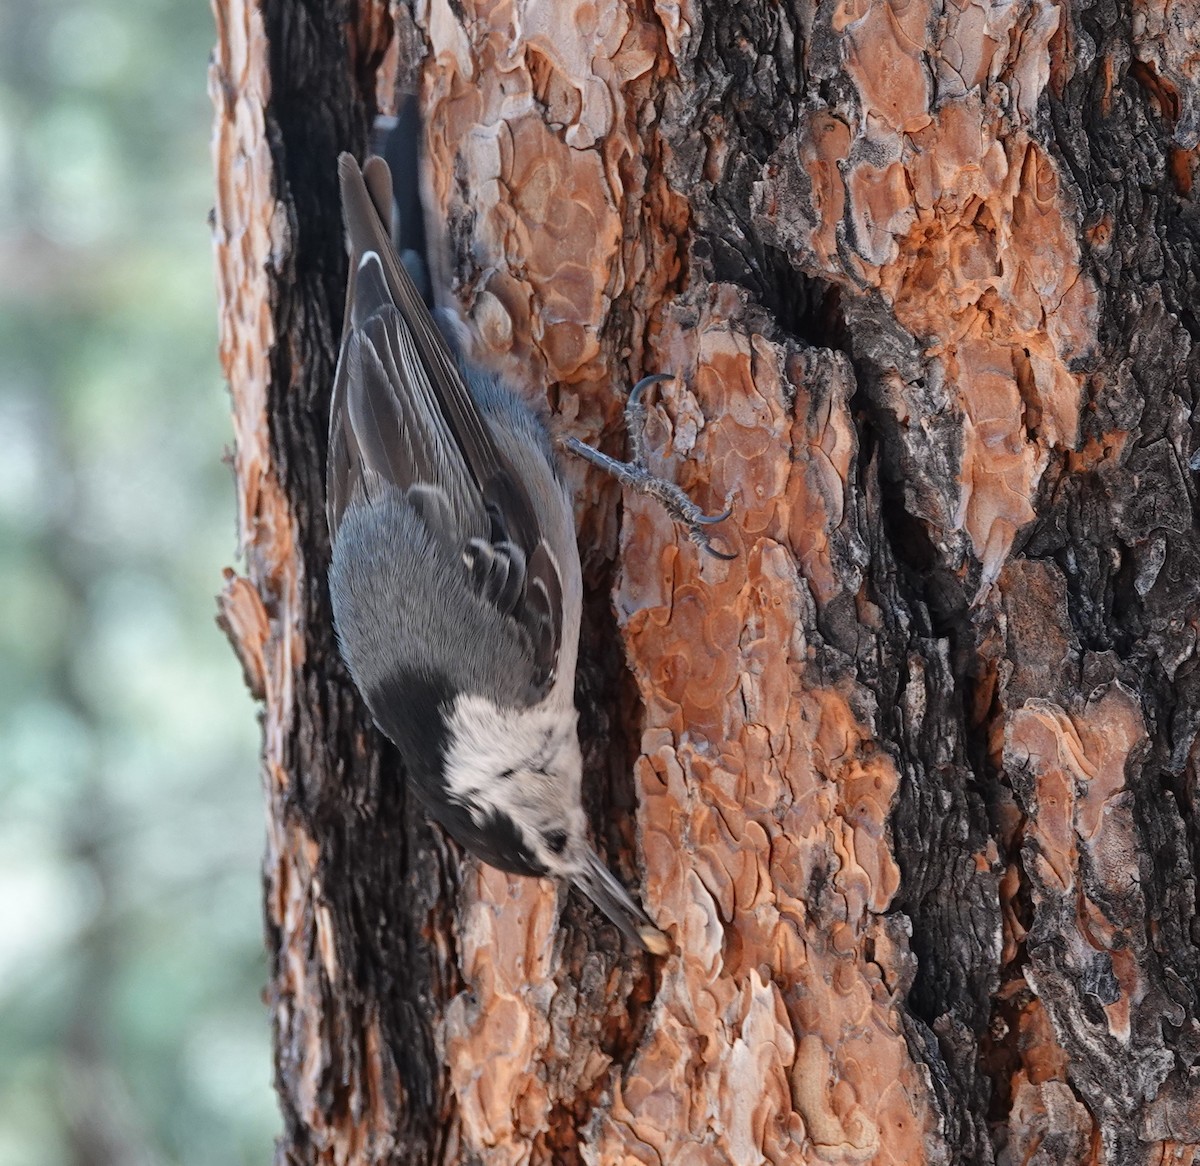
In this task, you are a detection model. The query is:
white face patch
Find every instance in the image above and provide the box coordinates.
[442,693,586,875]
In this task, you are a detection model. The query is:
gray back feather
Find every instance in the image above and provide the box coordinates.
[329,487,542,709]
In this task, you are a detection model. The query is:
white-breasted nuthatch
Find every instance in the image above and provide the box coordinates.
[326,104,731,954]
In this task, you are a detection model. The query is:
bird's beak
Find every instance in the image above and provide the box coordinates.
[572,848,671,956]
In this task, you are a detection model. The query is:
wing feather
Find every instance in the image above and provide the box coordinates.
[337,155,506,495]
[327,149,569,700]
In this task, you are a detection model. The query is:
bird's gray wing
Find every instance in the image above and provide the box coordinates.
[327,151,565,696]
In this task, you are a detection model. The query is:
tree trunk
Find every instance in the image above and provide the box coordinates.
[210,0,1200,1162]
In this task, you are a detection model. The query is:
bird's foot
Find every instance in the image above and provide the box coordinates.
[565,374,735,560]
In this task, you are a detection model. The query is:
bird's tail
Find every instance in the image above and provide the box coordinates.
[370,96,434,307]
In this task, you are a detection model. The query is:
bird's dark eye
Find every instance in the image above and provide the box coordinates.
[544,830,567,855]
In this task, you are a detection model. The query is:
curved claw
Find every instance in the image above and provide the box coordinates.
[692,505,734,526]
[695,530,738,561]
[628,372,674,408]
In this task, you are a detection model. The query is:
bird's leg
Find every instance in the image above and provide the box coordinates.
[564,374,736,560]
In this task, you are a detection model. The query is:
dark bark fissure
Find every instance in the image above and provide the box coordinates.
[1025,0,1200,1121]
[859,423,1002,1165]
[685,4,850,356]
[258,3,456,1161]
[996,0,1200,1153]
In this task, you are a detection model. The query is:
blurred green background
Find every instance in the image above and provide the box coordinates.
[0,1,276,1163]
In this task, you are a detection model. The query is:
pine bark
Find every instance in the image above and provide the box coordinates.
[211,0,1200,1163]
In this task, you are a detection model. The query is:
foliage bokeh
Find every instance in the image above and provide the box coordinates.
[0,2,275,1162]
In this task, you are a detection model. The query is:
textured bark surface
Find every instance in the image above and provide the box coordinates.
[211,0,1200,1163]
